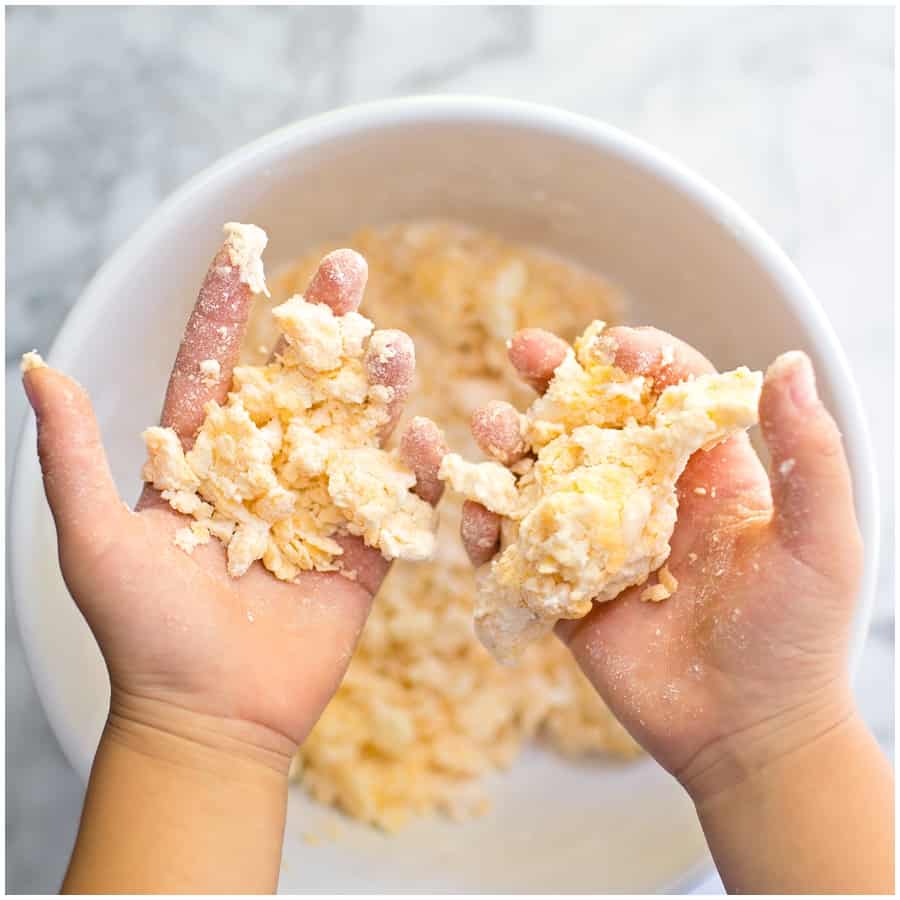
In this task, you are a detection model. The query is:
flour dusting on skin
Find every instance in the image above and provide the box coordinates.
[142,228,436,579]
[440,320,763,662]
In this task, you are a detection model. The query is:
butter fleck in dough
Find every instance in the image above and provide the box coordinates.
[142,228,436,579]
[439,320,762,662]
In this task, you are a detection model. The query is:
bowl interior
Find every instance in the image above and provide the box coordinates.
[13,101,876,893]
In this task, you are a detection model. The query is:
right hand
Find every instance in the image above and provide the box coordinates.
[461,325,865,804]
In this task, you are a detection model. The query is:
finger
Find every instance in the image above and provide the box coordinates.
[758,351,861,571]
[269,248,368,361]
[333,416,446,595]
[608,325,771,519]
[332,534,390,597]
[305,248,368,315]
[460,500,502,566]
[471,400,528,465]
[23,364,127,549]
[159,223,267,450]
[399,416,448,506]
[508,328,569,394]
[673,432,771,522]
[365,329,415,442]
[604,324,716,388]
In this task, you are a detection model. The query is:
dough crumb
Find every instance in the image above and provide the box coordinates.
[174,522,211,554]
[658,563,678,594]
[438,454,519,516]
[20,351,46,373]
[223,222,270,297]
[199,359,221,386]
[779,457,796,477]
[642,563,678,602]
[641,583,669,603]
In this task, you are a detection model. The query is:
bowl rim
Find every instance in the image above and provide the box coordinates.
[10,94,879,889]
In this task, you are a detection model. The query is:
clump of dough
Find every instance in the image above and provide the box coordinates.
[142,231,436,579]
[199,359,221,386]
[223,222,270,297]
[439,320,762,662]
[20,351,46,373]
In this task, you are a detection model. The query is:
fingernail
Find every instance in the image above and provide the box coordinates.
[787,352,818,409]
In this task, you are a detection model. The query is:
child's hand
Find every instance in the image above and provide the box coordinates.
[23,243,446,771]
[461,325,864,804]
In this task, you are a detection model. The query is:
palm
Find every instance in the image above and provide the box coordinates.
[564,431,840,774]
[61,500,379,746]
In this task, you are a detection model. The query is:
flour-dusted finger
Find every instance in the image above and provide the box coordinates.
[607,325,771,522]
[759,351,861,576]
[269,249,368,361]
[306,248,368,315]
[160,223,268,450]
[471,400,528,465]
[604,325,715,390]
[460,500,501,567]
[508,328,569,394]
[22,360,127,550]
[331,534,391,598]
[399,416,448,506]
[365,329,415,442]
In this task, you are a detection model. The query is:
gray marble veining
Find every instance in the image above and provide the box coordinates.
[5,7,893,894]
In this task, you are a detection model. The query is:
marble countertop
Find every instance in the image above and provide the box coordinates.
[6,7,893,894]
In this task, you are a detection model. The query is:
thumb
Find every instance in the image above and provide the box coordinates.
[23,361,127,553]
[758,351,862,575]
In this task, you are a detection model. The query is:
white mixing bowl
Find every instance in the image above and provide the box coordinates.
[11,97,879,893]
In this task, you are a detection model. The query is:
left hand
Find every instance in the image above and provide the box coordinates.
[23,242,446,770]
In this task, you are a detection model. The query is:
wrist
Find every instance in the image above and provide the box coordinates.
[677,680,857,809]
[106,687,298,779]
[66,689,292,893]
[684,703,893,895]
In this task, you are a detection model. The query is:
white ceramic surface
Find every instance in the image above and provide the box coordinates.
[11,97,879,893]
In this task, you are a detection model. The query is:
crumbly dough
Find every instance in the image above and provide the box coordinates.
[20,351,46,373]
[251,224,639,832]
[641,563,678,603]
[199,359,221,386]
[438,453,519,515]
[223,221,270,297]
[440,320,762,662]
[142,227,436,579]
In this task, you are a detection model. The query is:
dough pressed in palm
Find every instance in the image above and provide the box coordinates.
[440,320,762,662]
[141,224,436,580]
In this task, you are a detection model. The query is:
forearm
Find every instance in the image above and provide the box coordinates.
[63,695,292,894]
[691,711,894,894]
